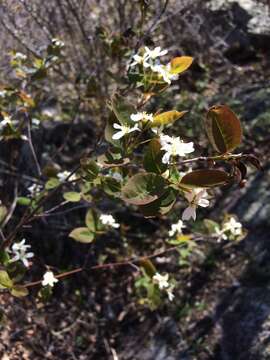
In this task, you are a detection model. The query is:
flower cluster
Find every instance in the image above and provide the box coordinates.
[8,239,34,267]
[169,219,185,237]
[160,134,194,164]
[130,46,180,84]
[100,214,120,228]
[152,272,174,301]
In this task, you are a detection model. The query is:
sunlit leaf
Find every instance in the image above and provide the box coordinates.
[205,105,242,153]
[170,56,193,74]
[45,178,60,190]
[63,192,81,202]
[10,285,29,297]
[0,205,7,223]
[0,270,13,289]
[152,110,187,127]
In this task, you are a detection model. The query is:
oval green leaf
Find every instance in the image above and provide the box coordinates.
[205,105,242,154]
[63,192,81,202]
[69,227,95,243]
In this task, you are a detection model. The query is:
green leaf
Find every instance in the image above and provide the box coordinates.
[121,173,167,206]
[180,169,229,188]
[0,205,7,223]
[101,177,121,197]
[63,191,81,202]
[143,139,167,174]
[10,285,29,297]
[85,209,97,233]
[17,197,32,206]
[0,250,10,266]
[204,219,220,233]
[152,110,187,127]
[139,187,177,217]
[0,270,13,289]
[170,56,193,74]
[69,227,95,243]
[205,105,242,154]
[97,152,129,169]
[45,177,60,190]
[80,158,100,180]
[139,259,156,278]
[110,93,135,126]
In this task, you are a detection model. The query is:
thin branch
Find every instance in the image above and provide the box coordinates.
[26,114,42,177]
[24,243,191,288]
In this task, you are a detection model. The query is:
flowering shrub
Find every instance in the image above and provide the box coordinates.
[0,42,260,308]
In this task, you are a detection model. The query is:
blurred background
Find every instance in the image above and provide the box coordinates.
[0,0,269,359]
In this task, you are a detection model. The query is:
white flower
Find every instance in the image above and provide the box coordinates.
[112,123,140,140]
[152,63,179,84]
[52,38,65,47]
[111,172,123,182]
[42,271,58,287]
[100,214,120,228]
[57,171,76,182]
[160,134,194,164]
[9,239,34,267]
[0,90,7,98]
[13,52,27,61]
[182,189,210,221]
[0,115,12,130]
[130,112,153,122]
[28,183,43,195]
[144,46,168,59]
[215,227,228,241]
[153,272,170,290]
[169,219,185,237]
[223,217,242,236]
[167,289,175,301]
[130,54,150,68]
[32,118,40,126]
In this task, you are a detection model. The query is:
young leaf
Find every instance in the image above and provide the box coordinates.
[0,270,13,289]
[85,209,97,233]
[69,227,95,243]
[63,192,81,202]
[180,169,229,188]
[0,205,7,223]
[170,56,193,74]
[152,110,187,127]
[205,105,242,154]
[17,197,32,206]
[10,285,29,297]
[45,178,60,190]
[121,173,167,205]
